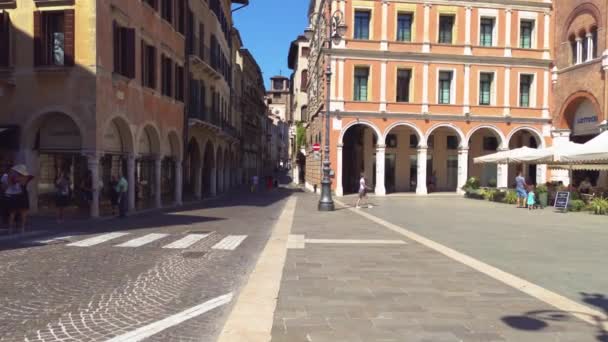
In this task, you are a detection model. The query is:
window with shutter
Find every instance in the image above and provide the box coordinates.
[396,69,411,102]
[397,13,412,42]
[0,11,9,67]
[438,15,454,44]
[113,22,135,78]
[142,41,156,89]
[354,11,370,40]
[33,10,74,67]
[519,75,532,107]
[479,73,493,106]
[479,18,494,47]
[161,0,173,24]
[520,20,533,49]
[301,69,308,90]
[175,64,184,101]
[353,67,369,101]
[438,71,452,104]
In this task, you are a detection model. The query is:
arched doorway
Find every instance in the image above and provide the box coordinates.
[382,123,424,193]
[341,124,379,195]
[425,125,465,192]
[184,138,201,200]
[32,112,84,214]
[136,125,161,209]
[467,126,505,187]
[162,132,180,205]
[202,141,215,197]
[507,128,543,186]
[100,117,132,215]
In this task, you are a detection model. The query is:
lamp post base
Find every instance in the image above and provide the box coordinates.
[317,179,335,211]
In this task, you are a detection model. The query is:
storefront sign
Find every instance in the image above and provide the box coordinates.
[572,100,599,136]
[554,191,570,210]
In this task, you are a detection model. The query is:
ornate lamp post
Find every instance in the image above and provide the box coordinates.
[304,1,347,212]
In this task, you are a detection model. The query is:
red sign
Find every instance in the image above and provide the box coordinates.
[312,143,321,152]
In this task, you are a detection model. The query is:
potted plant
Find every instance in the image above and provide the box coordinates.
[537,184,548,208]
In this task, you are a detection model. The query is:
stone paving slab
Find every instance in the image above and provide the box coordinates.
[271,194,601,342]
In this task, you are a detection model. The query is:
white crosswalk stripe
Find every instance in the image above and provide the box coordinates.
[212,235,247,250]
[162,233,210,249]
[34,235,76,244]
[115,233,169,247]
[67,232,130,247]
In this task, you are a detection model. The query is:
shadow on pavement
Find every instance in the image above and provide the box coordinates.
[501,293,608,341]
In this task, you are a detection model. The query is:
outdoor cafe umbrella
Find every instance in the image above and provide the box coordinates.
[473,146,553,164]
[559,130,608,163]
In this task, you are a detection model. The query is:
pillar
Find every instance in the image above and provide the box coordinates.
[87,154,100,218]
[24,149,39,213]
[576,37,583,64]
[380,60,387,112]
[422,3,431,53]
[194,164,202,199]
[375,144,386,196]
[127,154,136,213]
[542,69,550,118]
[422,62,429,113]
[457,148,469,194]
[550,129,571,185]
[210,167,217,196]
[380,0,388,50]
[503,66,511,116]
[543,11,551,59]
[155,157,162,209]
[587,32,594,61]
[504,8,512,57]
[336,144,344,196]
[463,64,471,114]
[497,163,509,189]
[536,164,547,185]
[416,147,428,195]
[175,160,183,205]
[464,6,472,55]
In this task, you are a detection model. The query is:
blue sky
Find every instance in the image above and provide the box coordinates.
[233,1,310,90]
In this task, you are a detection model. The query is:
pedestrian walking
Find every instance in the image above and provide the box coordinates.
[515,171,527,208]
[2,164,33,234]
[355,172,371,209]
[115,173,128,218]
[55,171,71,223]
[527,185,536,210]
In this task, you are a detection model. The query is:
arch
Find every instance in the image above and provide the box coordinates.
[506,126,545,148]
[135,123,162,156]
[166,130,182,160]
[100,116,135,154]
[382,121,424,144]
[22,109,87,150]
[557,91,603,130]
[203,140,215,168]
[338,119,382,145]
[465,125,507,149]
[562,2,601,41]
[425,123,466,148]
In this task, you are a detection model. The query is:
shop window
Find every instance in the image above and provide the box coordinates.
[479,18,494,46]
[397,13,412,42]
[396,69,411,103]
[447,135,458,150]
[0,11,9,67]
[438,15,454,44]
[353,66,369,101]
[354,10,370,40]
[483,136,498,151]
[113,21,135,78]
[141,41,156,89]
[34,10,75,66]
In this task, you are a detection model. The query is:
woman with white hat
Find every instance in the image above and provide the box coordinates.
[1,164,33,234]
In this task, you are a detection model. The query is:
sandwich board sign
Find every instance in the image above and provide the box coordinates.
[554,191,570,211]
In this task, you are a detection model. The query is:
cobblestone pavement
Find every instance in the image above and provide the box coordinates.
[271,194,602,342]
[0,189,292,342]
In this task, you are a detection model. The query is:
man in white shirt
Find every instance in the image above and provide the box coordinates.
[355,173,369,209]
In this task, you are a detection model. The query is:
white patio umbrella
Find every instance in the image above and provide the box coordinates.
[559,131,608,163]
[473,146,552,164]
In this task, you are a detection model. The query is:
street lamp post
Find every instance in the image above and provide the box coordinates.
[305,1,346,212]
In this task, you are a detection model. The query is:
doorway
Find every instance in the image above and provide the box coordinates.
[385,153,396,193]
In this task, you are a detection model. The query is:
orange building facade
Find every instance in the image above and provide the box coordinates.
[305,0,554,195]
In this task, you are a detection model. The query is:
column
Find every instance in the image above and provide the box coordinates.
[380,60,387,112]
[457,148,469,194]
[587,33,594,61]
[175,160,183,205]
[422,62,429,113]
[210,167,217,196]
[504,9,512,57]
[463,64,471,114]
[127,154,136,213]
[375,144,386,196]
[24,149,39,213]
[87,154,100,218]
[154,157,162,208]
[422,3,431,53]
[576,37,583,64]
[550,129,571,185]
[503,66,511,116]
[542,69,550,118]
[330,58,337,105]
[194,164,202,199]
[336,144,344,196]
[464,6,472,55]
[338,58,345,101]
[543,11,551,59]
[497,163,509,189]
[536,164,547,185]
[381,0,388,50]
[416,147,428,195]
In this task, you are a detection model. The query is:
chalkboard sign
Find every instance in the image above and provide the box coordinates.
[554,191,570,209]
